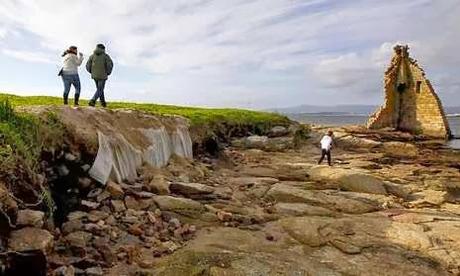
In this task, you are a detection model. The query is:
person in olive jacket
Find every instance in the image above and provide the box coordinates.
[86,44,113,107]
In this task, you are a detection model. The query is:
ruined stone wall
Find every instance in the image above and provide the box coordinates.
[406,61,451,137]
[367,54,401,129]
[367,46,451,138]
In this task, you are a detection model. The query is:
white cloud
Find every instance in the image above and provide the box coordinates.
[2,49,54,64]
[0,0,459,107]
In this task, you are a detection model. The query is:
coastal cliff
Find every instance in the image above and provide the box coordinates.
[0,95,458,275]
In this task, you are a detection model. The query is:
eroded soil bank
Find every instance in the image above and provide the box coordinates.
[1,106,459,275]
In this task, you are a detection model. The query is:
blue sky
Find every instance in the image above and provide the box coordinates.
[0,0,459,108]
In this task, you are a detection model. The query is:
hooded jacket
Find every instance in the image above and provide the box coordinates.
[86,47,113,80]
[62,53,83,75]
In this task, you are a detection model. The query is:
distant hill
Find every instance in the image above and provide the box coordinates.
[269,105,377,115]
[269,104,460,116]
[445,106,460,116]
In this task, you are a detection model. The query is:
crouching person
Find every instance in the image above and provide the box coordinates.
[86,44,113,107]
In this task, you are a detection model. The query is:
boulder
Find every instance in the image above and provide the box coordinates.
[383,182,410,199]
[65,153,77,162]
[383,142,418,158]
[105,181,124,199]
[81,200,100,210]
[148,176,170,195]
[110,200,126,213]
[0,183,18,218]
[9,227,54,253]
[57,165,70,176]
[153,196,205,217]
[169,182,215,197]
[244,135,268,148]
[16,209,44,228]
[88,210,109,222]
[78,177,93,189]
[67,211,88,221]
[232,135,294,151]
[53,265,75,276]
[124,196,140,210]
[134,191,155,198]
[85,266,104,276]
[65,231,92,248]
[61,219,84,235]
[268,126,289,137]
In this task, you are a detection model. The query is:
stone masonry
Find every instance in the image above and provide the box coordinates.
[367,45,451,138]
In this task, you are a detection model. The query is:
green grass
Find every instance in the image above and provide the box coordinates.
[0,92,290,128]
[0,100,42,168]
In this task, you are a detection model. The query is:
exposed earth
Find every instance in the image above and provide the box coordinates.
[1,107,460,275]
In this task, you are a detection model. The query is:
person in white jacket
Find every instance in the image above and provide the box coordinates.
[60,46,84,105]
[318,130,334,166]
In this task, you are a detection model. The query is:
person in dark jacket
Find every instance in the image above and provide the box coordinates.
[86,44,113,107]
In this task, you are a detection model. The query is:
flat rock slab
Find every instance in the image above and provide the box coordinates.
[169,182,215,196]
[9,227,54,253]
[153,196,206,217]
[274,203,335,217]
[409,190,447,207]
[228,177,279,186]
[335,133,382,150]
[308,166,387,195]
[265,184,381,214]
[149,223,450,276]
[383,142,418,158]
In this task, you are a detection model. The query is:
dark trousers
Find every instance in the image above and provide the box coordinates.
[318,149,331,166]
[90,79,107,106]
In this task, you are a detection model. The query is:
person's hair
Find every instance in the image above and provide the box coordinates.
[327,130,333,136]
[62,46,78,57]
[96,43,106,50]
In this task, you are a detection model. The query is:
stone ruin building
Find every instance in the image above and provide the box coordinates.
[367,45,451,139]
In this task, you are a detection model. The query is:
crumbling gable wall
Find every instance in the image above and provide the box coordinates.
[367,45,451,138]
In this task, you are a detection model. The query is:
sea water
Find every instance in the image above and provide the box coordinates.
[289,114,460,150]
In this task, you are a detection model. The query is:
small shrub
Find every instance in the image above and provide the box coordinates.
[294,124,312,146]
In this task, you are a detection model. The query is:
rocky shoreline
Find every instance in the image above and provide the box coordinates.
[0,108,459,275]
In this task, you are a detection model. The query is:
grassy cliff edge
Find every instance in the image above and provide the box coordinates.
[0,93,290,128]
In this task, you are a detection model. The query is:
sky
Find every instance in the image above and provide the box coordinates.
[0,0,459,109]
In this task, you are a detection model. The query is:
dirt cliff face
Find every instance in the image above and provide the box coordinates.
[367,45,451,139]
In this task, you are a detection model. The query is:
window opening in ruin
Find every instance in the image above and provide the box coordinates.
[397,83,406,92]
[416,81,421,93]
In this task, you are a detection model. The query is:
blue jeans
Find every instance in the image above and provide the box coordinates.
[90,79,107,106]
[62,74,81,99]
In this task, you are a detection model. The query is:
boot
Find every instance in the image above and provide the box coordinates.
[74,94,80,106]
[88,100,95,107]
[63,96,68,105]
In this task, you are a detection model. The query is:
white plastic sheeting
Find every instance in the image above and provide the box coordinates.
[89,126,193,184]
[172,126,193,158]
